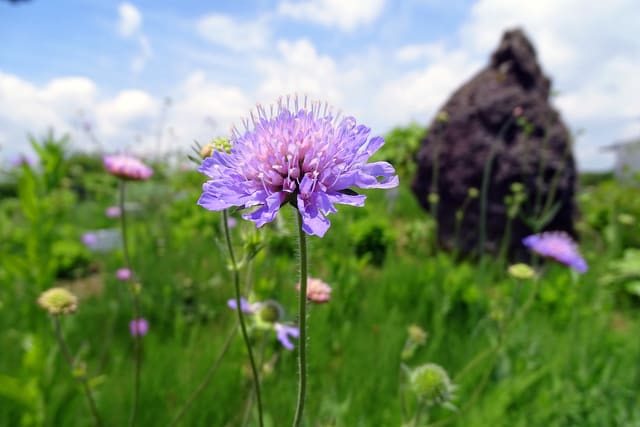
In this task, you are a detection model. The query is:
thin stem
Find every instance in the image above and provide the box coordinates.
[413,399,427,427]
[167,323,239,427]
[120,180,142,427]
[478,116,515,258]
[292,211,308,427]
[222,210,264,427]
[52,316,104,427]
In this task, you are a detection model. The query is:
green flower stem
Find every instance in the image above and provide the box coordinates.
[222,209,264,427]
[119,180,143,427]
[52,316,104,427]
[412,399,426,427]
[168,323,239,427]
[292,210,308,427]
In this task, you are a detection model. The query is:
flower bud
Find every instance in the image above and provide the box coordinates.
[38,287,78,315]
[409,363,455,406]
[508,263,535,280]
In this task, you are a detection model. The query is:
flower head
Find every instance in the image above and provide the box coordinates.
[38,287,78,315]
[116,268,132,281]
[523,231,588,273]
[105,206,122,218]
[104,154,153,180]
[227,296,299,350]
[81,232,98,248]
[198,96,399,237]
[508,263,535,280]
[274,323,299,350]
[129,318,149,336]
[296,277,332,304]
[408,363,456,407]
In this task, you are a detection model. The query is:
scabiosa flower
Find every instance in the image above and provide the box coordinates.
[105,205,122,218]
[408,363,456,407]
[227,297,299,350]
[296,277,332,304]
[116,268,132,281]
[507,263,535,280]
[104,154,153,180]
[38,287,78,315]
[523,231,588,273]
[81,232,98,248]
[198,96,399,237]
[129,318,149,336]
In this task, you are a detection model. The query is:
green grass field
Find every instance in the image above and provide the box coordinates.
[1,135,639,426]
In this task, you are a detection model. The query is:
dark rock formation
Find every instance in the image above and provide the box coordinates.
[411,28,578,258]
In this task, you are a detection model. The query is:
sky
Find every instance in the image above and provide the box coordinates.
[1,0,639,170]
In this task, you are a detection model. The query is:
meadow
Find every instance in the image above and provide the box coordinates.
[1,128,639,427]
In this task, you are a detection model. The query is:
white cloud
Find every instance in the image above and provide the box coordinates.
[117,2,142,38]
[116,3,152,73]
[196,13,270,51]
[0,69,256,160]
[375,50,480,125]
[278,0,386,32]
[255,39,358,104]
[395,41,447,63]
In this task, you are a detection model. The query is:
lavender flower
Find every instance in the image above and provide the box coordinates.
[274,324,300,350]
[116,268,132,281]
[105,206,122,218]
[81,232,98,248]
[198,96,399,237]
[523,231,588,273]
[227,297,299,350]
[104,154,153,180]
[129,318,149,336]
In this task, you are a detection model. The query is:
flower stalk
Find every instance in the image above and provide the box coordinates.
[292,210,309,427]
[223,209,264,427]
[52,316,104,427]
[119,179,143,427]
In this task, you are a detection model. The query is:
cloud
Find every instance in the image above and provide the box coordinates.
[117,2,142,38]
[116,2,152,73]
[278,0,386,32]
[196,13,270,51]
[395,41,447,63]
[0,69,256,160]
[375,49,480,125]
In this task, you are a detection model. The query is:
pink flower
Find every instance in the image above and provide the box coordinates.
[81,232,98,247]
[104,154,153,180]
[129,318,149,336]
[116,268,132,281]
[105,206,122,218]
[297,277,332,304]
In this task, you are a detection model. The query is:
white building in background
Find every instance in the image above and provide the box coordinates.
[602,137,640,180]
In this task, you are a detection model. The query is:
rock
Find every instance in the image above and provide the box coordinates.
[411,28,578,258]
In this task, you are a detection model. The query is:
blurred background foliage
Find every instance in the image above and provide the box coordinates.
[0,127,639,426]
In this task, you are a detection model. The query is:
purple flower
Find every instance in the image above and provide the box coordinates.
[104,154,153,180]
[105,206,122,218]
[116,268,132,281]
[81,232,98,247]
[129,318,149,336]
[226,297,299,350]
[198,96,399,237]
[274,323,300,350]
[523,231,588,273]
[227,297,254,313]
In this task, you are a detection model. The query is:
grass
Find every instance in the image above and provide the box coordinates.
[0,149,639,426]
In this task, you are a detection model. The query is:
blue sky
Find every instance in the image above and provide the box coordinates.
[2,0,639,170]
